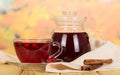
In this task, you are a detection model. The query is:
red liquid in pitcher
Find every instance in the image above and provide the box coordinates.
[51,32,91,62]
[14,42,50,63]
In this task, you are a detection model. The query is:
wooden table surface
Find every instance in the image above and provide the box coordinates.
[1,64,120,75]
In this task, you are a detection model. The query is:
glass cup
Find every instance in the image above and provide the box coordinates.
[13,39,62,63]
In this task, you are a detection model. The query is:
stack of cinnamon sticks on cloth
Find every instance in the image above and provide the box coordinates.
[46,41,120,72]
[81,58,113,71]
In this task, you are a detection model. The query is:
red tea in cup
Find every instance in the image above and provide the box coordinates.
[14,39,62,63]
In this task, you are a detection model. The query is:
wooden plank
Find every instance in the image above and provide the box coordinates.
[61,72,82,75]
[61,71,99,75]
[21,70,60,75]
[0,64,22,75]
[98,70,120,75]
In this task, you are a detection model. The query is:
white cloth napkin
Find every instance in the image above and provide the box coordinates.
[46,41,120,72]
[0,51,19,63]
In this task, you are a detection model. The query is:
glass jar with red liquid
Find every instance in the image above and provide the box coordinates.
[51,10,91,62]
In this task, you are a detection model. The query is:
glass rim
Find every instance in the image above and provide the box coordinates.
[13,38,51,43]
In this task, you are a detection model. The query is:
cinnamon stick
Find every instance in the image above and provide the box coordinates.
[81,64,103,71]
[81,58,113,71]
[84,58,113,65]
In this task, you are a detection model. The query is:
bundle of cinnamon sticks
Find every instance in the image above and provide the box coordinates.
[81,58,113,71]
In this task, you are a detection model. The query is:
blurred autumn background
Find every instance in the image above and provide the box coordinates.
[0,0,120,55]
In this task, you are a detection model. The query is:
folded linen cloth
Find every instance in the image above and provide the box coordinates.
[0,51,19,63]
[46,41,120,72]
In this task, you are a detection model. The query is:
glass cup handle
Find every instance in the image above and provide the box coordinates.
[50,41,63,58]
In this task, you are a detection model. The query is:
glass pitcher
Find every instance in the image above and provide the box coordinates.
[51,10,91,62]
